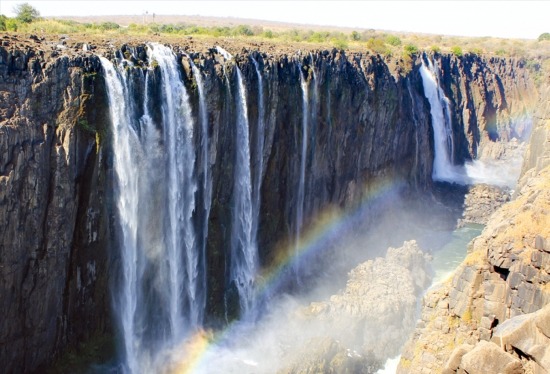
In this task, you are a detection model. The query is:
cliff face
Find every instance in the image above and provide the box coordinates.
[0,48,113,372]
[0,37,536,372]
[399,87,550,373]
[434,54,535,161]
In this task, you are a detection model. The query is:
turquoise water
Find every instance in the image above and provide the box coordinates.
[431,223,484,286]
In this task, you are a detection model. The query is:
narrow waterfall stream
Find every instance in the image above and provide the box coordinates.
[148,42,199,334]
[100,57,142,374]
[251,56,265,274]
[229,65,258,320]
[188,56,211,322]
[295,64,309,284]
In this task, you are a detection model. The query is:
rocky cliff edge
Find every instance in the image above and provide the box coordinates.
[399,87,550,374]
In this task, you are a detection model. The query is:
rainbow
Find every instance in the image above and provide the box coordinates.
[158,109,538,373]
[163,176,407,373]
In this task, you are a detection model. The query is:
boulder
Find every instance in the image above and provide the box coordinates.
[442,344,473,373]
[459,340,523,374]
[492,303,550,370]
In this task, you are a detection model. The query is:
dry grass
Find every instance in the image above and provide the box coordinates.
[4,15,550,83]
[6,16,550,58]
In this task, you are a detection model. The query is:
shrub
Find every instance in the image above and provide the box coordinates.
[403,43,419,56]
[469,47,483,55]
[19,19,80,33]
[538,33,550,41]
[0,15,6,31]
[14,3,40,23]
[332,38,348,50]
[451,46,463,57]
[128,23,148,33]
[99,21,120,31]
[366,37,389,55]
[386,35,402,46]
[6,18,19,31]
[235,24,254,36]
[351,31,361,41]
[430,45,441,53]
[262,29,274,39]
[308,32,329,43]
[496,49,506,56]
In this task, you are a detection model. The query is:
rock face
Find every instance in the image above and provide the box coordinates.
[434,54,535,161]
[0,37,536,372]
[282,241,432,373]
[0,48,113,373]
[399,86,550,374]
[459,184,511,226]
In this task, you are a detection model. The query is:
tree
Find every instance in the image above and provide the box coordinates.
[14,3,40,23]
[538,33,550,41]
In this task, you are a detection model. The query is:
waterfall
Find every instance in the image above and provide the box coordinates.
[229,65,258,319]
[250,56,264,264]
[101,42,201,373]
[100,57,142,374]
[295,64,309,284]
[307,54,319,218]
[188,56,210,320]
[147,43,199,331]
[419,57,458,182]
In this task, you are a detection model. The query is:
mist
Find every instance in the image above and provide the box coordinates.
[150,184,471,374]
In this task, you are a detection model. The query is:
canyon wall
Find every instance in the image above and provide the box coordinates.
[399,87,550,373]
[0,37,535,372]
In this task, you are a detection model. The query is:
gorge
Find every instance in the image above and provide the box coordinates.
[0,34,544,373]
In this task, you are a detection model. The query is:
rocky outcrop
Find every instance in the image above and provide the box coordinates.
[437,304,550,374]
[491,303,550,372]
[282,241,432,373]
[458,184,511,226]
[0,35,536,372]
[399,84,550,374]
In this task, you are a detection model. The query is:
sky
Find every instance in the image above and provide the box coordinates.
[1,0,548,40]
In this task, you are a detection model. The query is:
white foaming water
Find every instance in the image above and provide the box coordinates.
[251,56,265,273]
[419,58,525,189]
[295,64,309,284]
[188,55,211,319]
[419,59,457,182]
[148,42,200,331]
[463,154,524,188]
[230,65,258,319]
[100,57,142,374]
[216,45,233,60]
[376,356,401,374]
[101,43,201,373]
